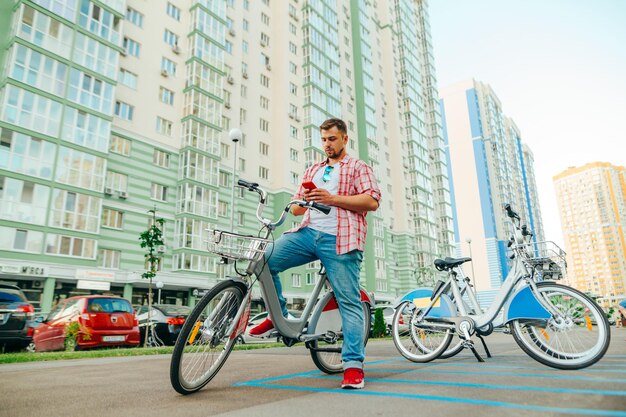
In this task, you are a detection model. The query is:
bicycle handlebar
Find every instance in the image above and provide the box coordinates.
[504,203,520,220]
[237,178,331,230]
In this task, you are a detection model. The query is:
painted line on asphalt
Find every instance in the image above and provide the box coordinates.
[235,380,626,417]
[363,367,626,383]
[386,358,626,373]
[307,374,626,396]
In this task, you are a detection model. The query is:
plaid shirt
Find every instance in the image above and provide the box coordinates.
[288,154,381,254]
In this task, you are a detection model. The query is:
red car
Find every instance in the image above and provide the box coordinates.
[33,295,140,352]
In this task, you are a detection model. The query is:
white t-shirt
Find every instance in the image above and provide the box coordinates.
[308,164,340,235]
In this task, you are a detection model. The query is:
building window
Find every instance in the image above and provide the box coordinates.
[123,37,140,57]
[163,29,178,46]
[237,211,245,226]
[218,201,228,216]
[219,171,230,187]
[220,143,229,158]
[260,32,270,46]
[238,157,245,172]
[118,69,137,89]
[259,166,269,180]
[115,101,134,120]
[290,172,299,185]
[50,190,100,232]
[102,208,123,228]
[260,74,269,87]
[166,2,180,20]
[290,148,298,161]
[261,13,270,25]
[292,273,301,288]
[0,227,42,253]
[153,149,170,168]
[99,249,121,269]
[159,87,174,105]
[156,117,173,136]
[289,82,297,95]
[110,135,130,156]
[260,119,269,132]
[289,62,297,74]
[161,57,176,76]
[290,125,298,139]
[260,96,269,109]
[126,7,143,27]
[151,183,167,201]
[289,22,296,35]
[106,172,128,193]
[259,142,269,155]
[45,233,96,259]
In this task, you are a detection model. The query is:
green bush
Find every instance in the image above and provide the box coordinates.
[372,308,387,338]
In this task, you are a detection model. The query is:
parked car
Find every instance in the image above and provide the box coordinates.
[238,310,302,344]
[33,295,140,352]
[0,284,35,351]
[136,304,191,346]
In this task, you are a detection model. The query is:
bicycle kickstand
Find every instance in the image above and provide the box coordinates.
[459,324,484,363]
[475,334,492,358]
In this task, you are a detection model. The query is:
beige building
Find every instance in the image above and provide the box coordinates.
[554,162,626,308]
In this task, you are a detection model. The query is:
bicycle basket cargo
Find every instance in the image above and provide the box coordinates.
[521,241,567,280]
[206,229,269,261]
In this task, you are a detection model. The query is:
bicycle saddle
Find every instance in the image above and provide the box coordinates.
[434,257,472,271]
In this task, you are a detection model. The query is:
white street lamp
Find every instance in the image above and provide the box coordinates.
[228,128,242,233]
[156,281,164,305]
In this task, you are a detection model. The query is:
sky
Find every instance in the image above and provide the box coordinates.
[429,0,626,246]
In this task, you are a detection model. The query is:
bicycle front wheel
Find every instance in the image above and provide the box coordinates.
[392,300,454,363]
[510,282,610,370]
[170,280,246,394]
[308,300,371,374]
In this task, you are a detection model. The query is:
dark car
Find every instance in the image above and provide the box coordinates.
[137,304,191,346]
[0,284,35,351]
[33,295,140,352]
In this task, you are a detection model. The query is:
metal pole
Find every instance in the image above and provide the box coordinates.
[228,128,242,232]
[466,237,477,290]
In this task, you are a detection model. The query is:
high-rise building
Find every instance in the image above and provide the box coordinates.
[0,0,452,313]
[440,79,544,302]
[553,162,626,308]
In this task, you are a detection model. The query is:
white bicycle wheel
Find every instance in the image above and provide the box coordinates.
[392,300,453,363]
[510,282,610,370]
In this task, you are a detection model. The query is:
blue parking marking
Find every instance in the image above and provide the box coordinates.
[386,358,626,373]
[308,374,626,396]
[235,380,626,417]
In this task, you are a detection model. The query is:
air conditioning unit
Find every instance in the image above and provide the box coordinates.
[229,28,236,36]
[288,113,295,119]
[295,115,300,122]
[242,72,248,79]
[224,101,231,109]
[227,76,234,84]
[120,49,127,56]
[119,191,128,199]
[171,45,180,54]
[157,245,166,253]
[265,64,271,71]
[104,187,113,195]
[160,69,169,77]
[32,280,43,289]
[260,39,267,47]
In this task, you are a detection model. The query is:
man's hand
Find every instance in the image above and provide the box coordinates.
[304,188,333,205]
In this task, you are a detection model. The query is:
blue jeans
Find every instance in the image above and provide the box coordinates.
[264,227,365,370]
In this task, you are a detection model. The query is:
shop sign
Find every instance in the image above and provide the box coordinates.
[76,280,111,291]
[75,269,116,281]
[0,264,48,276]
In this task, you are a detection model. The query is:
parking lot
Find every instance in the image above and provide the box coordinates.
[1,329,625,417]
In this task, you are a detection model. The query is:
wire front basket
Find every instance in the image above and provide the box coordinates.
[205,229,269,261]
[521,240,567,280]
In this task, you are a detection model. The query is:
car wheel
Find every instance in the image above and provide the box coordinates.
[25,341,36,353]
[235,335,245,344]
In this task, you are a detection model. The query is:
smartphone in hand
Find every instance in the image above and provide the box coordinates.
[302,181,317,190]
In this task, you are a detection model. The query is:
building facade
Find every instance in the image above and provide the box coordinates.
[0,0,453,313]
[439,79,545,303]
[553,162,626,308]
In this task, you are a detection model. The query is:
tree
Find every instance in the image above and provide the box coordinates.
[139,209,165,347]
[372,308,387,338]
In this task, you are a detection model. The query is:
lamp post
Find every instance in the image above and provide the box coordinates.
[465,237,477,289]
[228,128,242,232]
[156,281,164,304]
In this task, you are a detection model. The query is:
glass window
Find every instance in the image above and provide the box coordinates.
[49,189,100,232]
[0,127,55,179]
[0,176,50,224]
[98,249,121,268]
[1,85,62,137]
[159,87,174,105]
[45,232,96,258]
[119,69,137,89]
[102,207,123,228]
[126,7,143,27]
[115,101,134,120]
[105,171,128,193]
[123,37,140,57]
[166,2,180,20]
[156,117,172,136]
[151,183,167,201]
[110,135,130,155]
[153,149,170,168]
[55,146,105,191]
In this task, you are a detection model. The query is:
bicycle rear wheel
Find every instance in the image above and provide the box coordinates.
[308,299,371,374]
[170,280,246,394]
[392,300,453,362]
[510,282,610,370]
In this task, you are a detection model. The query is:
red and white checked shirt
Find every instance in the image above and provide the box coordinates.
[288,154,381,254]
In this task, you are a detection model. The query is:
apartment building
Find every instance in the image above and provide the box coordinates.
[554,162,626,308]
[440,79,545,303]
[0,0,453,313]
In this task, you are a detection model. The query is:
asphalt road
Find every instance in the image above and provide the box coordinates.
[1,329,625,417]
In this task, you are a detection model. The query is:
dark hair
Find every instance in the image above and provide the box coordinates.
[319,118,347,134]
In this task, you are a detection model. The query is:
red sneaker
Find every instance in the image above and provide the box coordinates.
[249,318,275,338]
[341,368,365,389]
